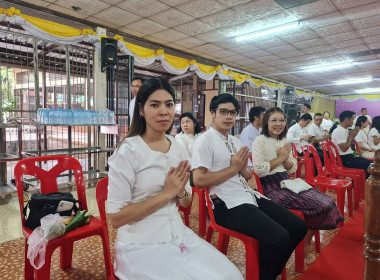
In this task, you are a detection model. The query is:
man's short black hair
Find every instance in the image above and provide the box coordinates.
[314,113,322,117]
[300,113,312,121]
[361,108,367,113]
[339,110,355,122]
[303,103,311,110]
[132,77,144,84]
[249,106,266,123]
[209,93,240,112]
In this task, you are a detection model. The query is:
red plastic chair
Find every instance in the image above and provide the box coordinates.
[327,140,366,201]
[322,142,364,209]
[191,186,207,235]
[204,188,287,280]
[303,145,353,221]
[251,171,320,272]
[95,177,119,280]
[14,155,112,280]
[177,195,192,227]
[291,143,304,178]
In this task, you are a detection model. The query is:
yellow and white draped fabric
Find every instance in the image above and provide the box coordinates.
[0,7,99,45]
[0,6,327,98]
[331,94,380,102]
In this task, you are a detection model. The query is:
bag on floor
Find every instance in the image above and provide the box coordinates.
[23,192,81,230]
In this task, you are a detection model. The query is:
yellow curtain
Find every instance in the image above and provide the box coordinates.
[311,96,336,119]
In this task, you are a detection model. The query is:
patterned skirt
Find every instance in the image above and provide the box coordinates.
[259,172,343,230]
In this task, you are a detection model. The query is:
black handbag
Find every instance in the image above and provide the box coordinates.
[23,192,81,230]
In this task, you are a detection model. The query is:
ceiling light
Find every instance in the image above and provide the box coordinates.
[334,77,372,85]
[304,62,352,72]
[355,88,380,93]
[236,21,300,41]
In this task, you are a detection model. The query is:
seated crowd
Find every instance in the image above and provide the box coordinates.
[107,78,377,280]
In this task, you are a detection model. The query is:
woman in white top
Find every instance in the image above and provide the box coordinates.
[252,107,343,264]
[354,116,376,159]
[175,112,202,161]
[321,111,333,133]
[107,78,242,280]
[192,94,307,280]
[368,116,380,150]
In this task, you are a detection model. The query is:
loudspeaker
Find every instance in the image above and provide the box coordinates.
[101,38,118,69]
[284,104,298,125]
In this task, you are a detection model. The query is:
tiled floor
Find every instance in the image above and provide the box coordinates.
[0,176,354,280]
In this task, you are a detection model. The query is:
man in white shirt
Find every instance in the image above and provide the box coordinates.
[240,106,265,168]
[331,110,372,178]
[129,77,144,126]
[354,108,372,134]
[308,113,331,164]
[287,113,312,155]
[301,103,314,129]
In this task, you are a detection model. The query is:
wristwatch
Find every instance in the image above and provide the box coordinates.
[176,191,188,200]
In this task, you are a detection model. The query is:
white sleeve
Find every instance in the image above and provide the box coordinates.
[335,129,347,144]
[175,134,191,161]
[192,135,213,171]
[107,144,136,214]
[308,125,316,137]
[287,125,300,143]
[251,137,271,177]
[239,129,249,149]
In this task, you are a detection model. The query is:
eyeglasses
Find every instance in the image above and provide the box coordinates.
[269,119,286,124]
[217,108,238,117]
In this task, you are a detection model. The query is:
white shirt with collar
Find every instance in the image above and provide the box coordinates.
[368,127,380,149]
[129,98,135,125]
[355,129,370,149]
[331,125,353,155]
[321,118,333,132]
[175,132,202,161]
[287,123,310,153]
[192,128,266,209]
[239,124,261,167]
[107,135,192,244]
[308,122,325,140]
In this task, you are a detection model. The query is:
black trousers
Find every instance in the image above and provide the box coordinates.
[213,197,307,280]
[340,154,372,178]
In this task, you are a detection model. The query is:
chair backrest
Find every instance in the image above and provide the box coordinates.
[326,140,344,167]
[291,143,299,158]
[248,153,264,194]
[204,188,217,225]
[321,143,333,175]
[303,145,325,179]
[354,140,362,155]
[95,177,116,278]
[14,155,88,225]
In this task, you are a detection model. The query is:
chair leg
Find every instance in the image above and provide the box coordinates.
[281,267,287,280]
[198,192,207,236]
[314,231,321,253]
[35,247,54,280]
[217,233,230,255]
[205,226,214,243]
[352,177,360,209]
[244,242,260,280]
[60,242,74,269]
[336,189,345,227]
[296,163,302,178]
[347,186,353,217]
[100,234,113,280]
[25,240,35,280]
[294,239,305,272]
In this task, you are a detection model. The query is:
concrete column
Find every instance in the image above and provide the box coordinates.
[94,27,107,171]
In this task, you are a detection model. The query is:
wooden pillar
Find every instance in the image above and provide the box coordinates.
[364,150,380,280]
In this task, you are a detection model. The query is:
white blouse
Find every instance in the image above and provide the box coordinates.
[175,132,202,161]
[355,129,370,149]
[321,119,333,132]
[251,135,297,178]
[107,135,191,244]
[368,127,380,149]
